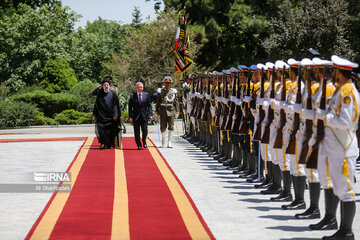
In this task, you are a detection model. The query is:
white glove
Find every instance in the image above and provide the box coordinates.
[315,108,327,120]
[175,113,179,119]
[300,108,315,120]
[309,134,316,147]
[263,100,269,110]
[257,97,264,106]
[244,95,251,103]
[285,104,294,114]
[280,101,287,109]
[293,103,302,113]
[271,99,281,110]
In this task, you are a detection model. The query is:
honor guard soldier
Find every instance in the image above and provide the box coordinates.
[282,58,307,211]
[269,60,293,202]
[302,55,359,240]
[156,75,180,148]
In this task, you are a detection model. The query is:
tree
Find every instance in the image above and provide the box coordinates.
[262,0,354,61]
[40,58,77,93]
[161,0,286,69]
[70,17,127,82]
[105,11,200,94]
[131,6,142,28]
[0,2,79,92]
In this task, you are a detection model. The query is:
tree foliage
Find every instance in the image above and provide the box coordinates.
[263,0,354,61]
[70,18,127,82]
[0,2,79,92]
[132,6,142,28]
[105,11,200,94]
[40,58,77,93]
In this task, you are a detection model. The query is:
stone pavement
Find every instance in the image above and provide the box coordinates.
[0,122,359,240]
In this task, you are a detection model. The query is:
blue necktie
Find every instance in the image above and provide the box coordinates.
[139,93,142,103]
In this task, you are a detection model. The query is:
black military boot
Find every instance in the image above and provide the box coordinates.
[236,151,250,174]
[250,156,265,183]
[322,201,355,240]
[228,144,241,169]
[260,163,281,195]
[309,188,339,230]
[255,161,273,189]
[282,175,306,210]
[295,182,321,219]
[271,170,293,202]
[239,153,256,178]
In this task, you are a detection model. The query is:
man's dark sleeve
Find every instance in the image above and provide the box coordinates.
[128,93,133,119]
[147,93,153,116]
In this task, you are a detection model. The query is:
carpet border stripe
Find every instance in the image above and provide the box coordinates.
[26,137,93,240]
[147,139,215,240]
[112,144,130,240]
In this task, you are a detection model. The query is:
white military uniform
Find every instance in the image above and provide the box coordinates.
[314,80,335,189]
[284,77,306,177]
[320,80,359,201]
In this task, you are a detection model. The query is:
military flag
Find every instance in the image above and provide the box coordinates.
[174,15,193,73]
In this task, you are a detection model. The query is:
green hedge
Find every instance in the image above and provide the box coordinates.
[33,111,57,126]
[54,109,92,125]
[0,100,37,128]
[69,81,98,113]
[11,90,79,117]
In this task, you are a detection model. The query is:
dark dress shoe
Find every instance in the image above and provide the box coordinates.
[322,229,354,240]
[295,206,321,219]
[282,200,306,210]
[106,145,111,149]
[260,184,282,195]
[248,176,265,183]
[137,146,142,150]
[309,214,338,230]
[143,143,147,148]
[270,192,293,202]
[100,144,105,149]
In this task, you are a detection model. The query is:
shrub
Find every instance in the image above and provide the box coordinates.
[121,110,129,123]
[69,80,98,112]
[118,92,130,111]
[0,100,37,128]
[33,111,57,126]
[11,90,79,117]
[54,109,93,125]
[40,58,78,93]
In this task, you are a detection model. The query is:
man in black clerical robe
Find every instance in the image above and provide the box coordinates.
[92,77,120,149]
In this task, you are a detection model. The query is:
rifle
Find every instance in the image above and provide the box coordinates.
[196,76,205,119]
[232,71,243,134]
[214,74,222,127]
[261,67,276,143]
[273,66,287,148]
[299,68,313,164]
[286,66,302,154]
[220,73,230,130]
[225,71,237,130]
[190,76,198,117]
[253,69,266,141]
[239,71,252,134]
[306,66,328,169]
[201,75,211,121]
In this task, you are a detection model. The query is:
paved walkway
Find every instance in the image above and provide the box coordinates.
[0,122,359,240]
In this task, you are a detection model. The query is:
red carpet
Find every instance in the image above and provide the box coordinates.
[26,137,214,240]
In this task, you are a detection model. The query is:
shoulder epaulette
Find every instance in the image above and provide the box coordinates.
[264,82,271,92]
[326,82,335,98]
[340,82,354,97]
[311,82,320,95]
